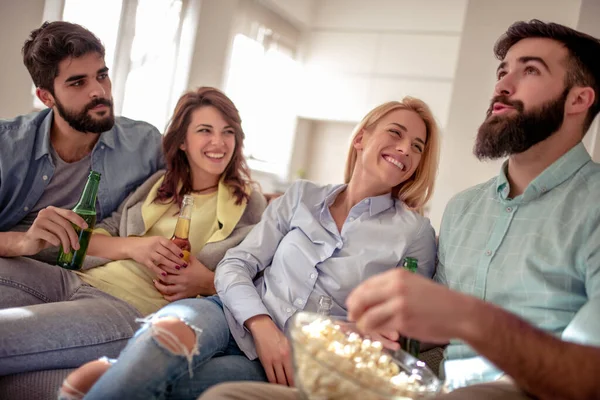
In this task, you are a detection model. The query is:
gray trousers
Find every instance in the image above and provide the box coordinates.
[0,256,142,375]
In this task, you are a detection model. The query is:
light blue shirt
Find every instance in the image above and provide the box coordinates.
[216,180,436,359]
[436,142,600,387]
[0,109,164,230]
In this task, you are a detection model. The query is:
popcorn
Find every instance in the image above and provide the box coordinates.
[290,318,438,399]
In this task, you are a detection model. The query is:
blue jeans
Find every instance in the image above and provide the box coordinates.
[84,296,267,400]
[0,256,142,375]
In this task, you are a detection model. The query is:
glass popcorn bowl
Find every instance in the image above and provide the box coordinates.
[287,312,443,400]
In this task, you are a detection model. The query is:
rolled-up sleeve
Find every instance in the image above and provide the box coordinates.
[215,180,303,327]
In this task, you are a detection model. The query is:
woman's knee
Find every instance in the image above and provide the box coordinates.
[151,317,198,354]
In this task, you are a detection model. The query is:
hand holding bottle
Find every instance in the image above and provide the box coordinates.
[128,236,187,277]
[20,206,88,256]
[153,254,216,301]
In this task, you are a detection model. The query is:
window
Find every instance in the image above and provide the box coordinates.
[119,0,184,131]
[39,0,199,131]
[224,1,301,179]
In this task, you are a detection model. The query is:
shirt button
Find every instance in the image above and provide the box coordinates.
[24,206,29,212]
[506,207,512,213]
[101,145,105,150]
[349,217,355,222]
[310,273,316,279]
[541,186,547,193]
[364,199,370,204]
[336,242,343,248]
[42,175,48,181]
[286,308,292,313]
[296,299,304,305]
[485,250,492,256]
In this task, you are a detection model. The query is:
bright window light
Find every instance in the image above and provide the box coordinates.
[225,33,300,177]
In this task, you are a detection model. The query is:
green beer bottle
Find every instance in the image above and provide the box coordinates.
[399,257,420,357]
[56,171,101,270]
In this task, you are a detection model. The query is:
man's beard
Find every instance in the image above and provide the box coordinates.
[474,89,569,160]
[54,97,115,134]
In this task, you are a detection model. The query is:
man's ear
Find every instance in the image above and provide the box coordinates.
[36,88,55,109]
[566,86,595,117]
[353,129,366,151]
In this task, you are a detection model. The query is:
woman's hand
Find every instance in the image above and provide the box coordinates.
[246,315,294,386]
[153,254,216,301]
[127,236,186,278]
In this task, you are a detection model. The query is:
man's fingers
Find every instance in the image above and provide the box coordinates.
[30,228,61,248]
[369,332,400,351]
[38,212,82,250]
[37,219,73,252]
[347,270,401,321]
[356,297,401,336]
[52,207,88,229]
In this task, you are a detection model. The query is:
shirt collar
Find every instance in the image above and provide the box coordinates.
[98,124,117,149]
[33,109,117,160]
[495,142,591,202]
[33,109,54,160]
[321,184,395,217]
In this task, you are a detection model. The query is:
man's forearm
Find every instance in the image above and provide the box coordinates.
[462,300,600,400]
[0,231,25,257]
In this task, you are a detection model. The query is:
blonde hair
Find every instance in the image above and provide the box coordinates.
[344,97,440,214]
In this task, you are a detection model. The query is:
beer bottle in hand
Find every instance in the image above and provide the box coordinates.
[399,257,420,357]
[56,171,101,270]
[171,194,194,262]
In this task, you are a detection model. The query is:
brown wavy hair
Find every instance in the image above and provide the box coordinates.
[155,87,253,206]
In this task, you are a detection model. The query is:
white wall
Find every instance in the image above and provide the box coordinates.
[305,120,355,184]
[260,0,315,29]
[0,0,45,118]
[428,0,583,230]
[298,0,466,126]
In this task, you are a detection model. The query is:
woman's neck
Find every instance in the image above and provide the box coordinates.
[333,177,390,216]
[190,169,220,193]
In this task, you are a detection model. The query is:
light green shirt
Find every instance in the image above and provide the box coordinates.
[436,142,600,388]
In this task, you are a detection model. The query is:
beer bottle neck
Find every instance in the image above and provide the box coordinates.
[173,198,194,239]
[74,172,101,212]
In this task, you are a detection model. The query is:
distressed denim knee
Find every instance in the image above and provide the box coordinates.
[137,313,204,377]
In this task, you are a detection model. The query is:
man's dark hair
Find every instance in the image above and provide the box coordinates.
[494,19,600,132]
[22,21,105,95]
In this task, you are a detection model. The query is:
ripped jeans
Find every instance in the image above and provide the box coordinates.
[83,296,267,400]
